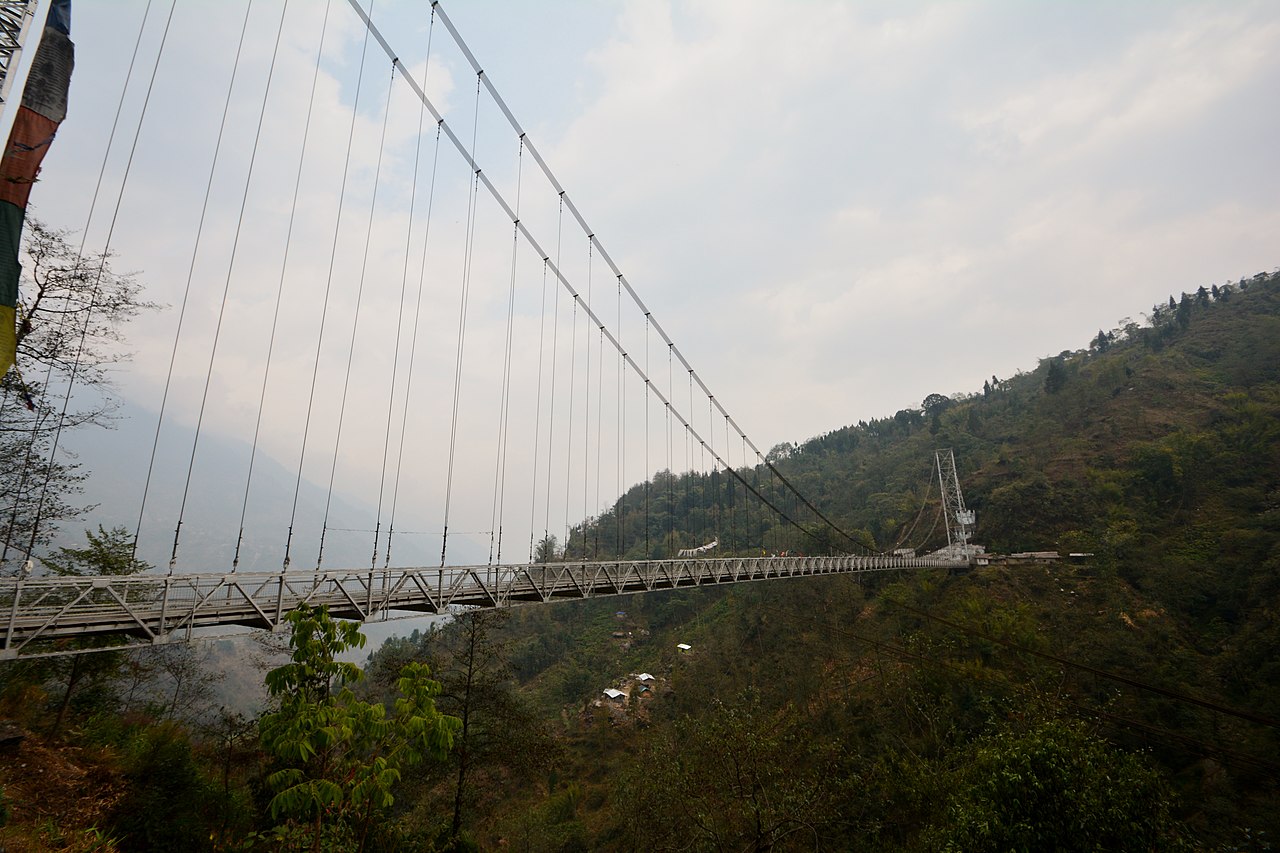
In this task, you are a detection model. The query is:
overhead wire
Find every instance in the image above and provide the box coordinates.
[319,35,396,571]
[909,504,945,555]
[25,0,183,568]
[619,283,626,556]
[684,369,692,544]
[1062,701,1280,774]
[286,0,374,571]
[783,484,793,550]
[438,70,483,567]
[9,0,175,564]
[326,526,489,537]
[742,436,750,549]
[614,272,622,558]
[165,0,258,572]
[593,260,604,560]
[752,597,1280,775]
[888,623,1278,773]
[180,0,291,574]
[711,391,721,537]
[890,472,934,553]
[581,236,592,559]
[527,255,549,563]
[563,235,578,557]
[726,414,734,549]
[644,314,650,556]
[667,343,674,552]
[541,195,563,556]
[487,137,523,565]
[429,0,865,553]
[384,9,441,569]
[234,0,330,575]
[377,59,431,570]
[885,599,1280,730]
[768,464,777,552]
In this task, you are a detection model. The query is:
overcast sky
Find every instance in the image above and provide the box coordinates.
[13,0,1280,567]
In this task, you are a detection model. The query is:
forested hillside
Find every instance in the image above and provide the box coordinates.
[458,268,1280,849]
[2,269,1277,851]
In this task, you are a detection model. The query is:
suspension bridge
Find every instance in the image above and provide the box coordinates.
[2,553,956,658]
[0,0,968,659]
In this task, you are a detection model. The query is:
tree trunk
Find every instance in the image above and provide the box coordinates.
[51,654,85,737]
[450,618,479,841]
[451,735,470,840]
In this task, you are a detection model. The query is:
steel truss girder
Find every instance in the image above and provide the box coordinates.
[1,554,950,659]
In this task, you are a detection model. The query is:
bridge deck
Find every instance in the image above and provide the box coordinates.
[1,554,953,659]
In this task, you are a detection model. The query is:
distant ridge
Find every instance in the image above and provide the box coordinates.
[58,398,487,572]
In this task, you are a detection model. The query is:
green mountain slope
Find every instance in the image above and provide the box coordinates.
[466,269,1280,849]
[9,270,1273,850]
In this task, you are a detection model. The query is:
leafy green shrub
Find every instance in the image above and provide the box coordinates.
[927,720,1187,852]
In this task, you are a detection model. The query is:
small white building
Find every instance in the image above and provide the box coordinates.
[635,672,655,682]
[676,643,692,653]
[602,688,626,702]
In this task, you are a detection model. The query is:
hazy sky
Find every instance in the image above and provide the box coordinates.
[11,0,1279,567]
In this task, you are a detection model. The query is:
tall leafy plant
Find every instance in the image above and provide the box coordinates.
[258,605,459,852]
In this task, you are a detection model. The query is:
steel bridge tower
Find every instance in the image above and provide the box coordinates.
[0,0,40,107]
[935,448,975,562]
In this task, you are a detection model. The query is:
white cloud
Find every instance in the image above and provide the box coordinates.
[24,0,1280,564]
[960,6,1279,161]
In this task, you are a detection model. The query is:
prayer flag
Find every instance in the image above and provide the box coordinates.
[0,0,72,377]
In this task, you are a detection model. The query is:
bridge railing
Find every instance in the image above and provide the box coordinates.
[1,554,958,659]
